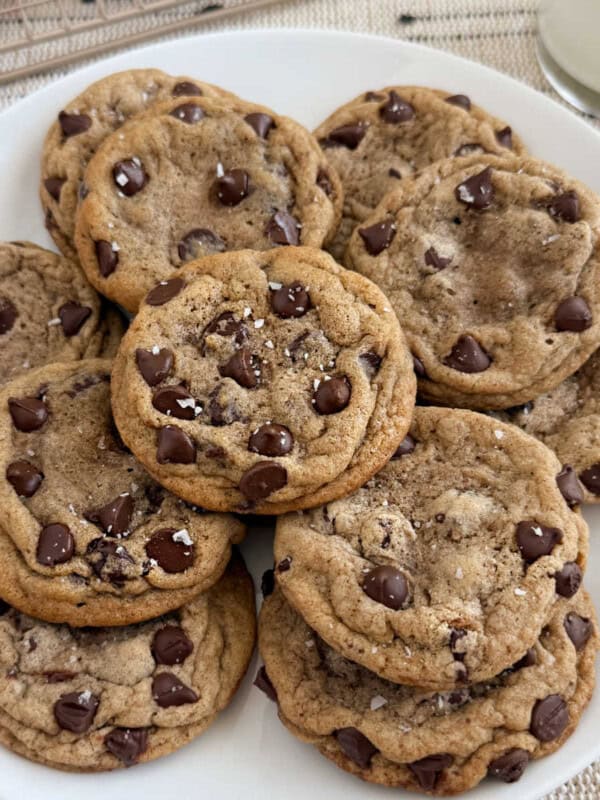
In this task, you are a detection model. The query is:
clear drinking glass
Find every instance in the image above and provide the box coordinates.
[537,0,600,117]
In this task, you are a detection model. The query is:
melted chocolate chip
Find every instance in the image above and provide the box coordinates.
[449,628,467,661]
[271,282,310,317]
[316,168,333,195]
[444,335,491,373]
[87,494,134,536]
[277,556,292,573]
[215,168,249,206]
[203,311,247,345]
[8,396,48,431]
[512,647,537,671]
[58,301,92,336]
[556,465,584,507]
[95,240,119,278]
[105,727,149,766]
[392,434,416,458]
[362,565,409,609]
[554,296,592,332]
[530,695,569,741]
[488,749,530,783]
[334,727,378,769]
[244,112,275,138]
[172,81,202,97]
[380,90,415,123]
[239,461,287,501]
[254,666,277,701]
[45,671,76,683]
[249,423,293,456]
[495,126,513,149]
[312,376,351,414]
[135,347,174,386]
[455,167,494,210]
[152,386,197,420]
[580,463,600,495]
[323,123,368,149]
[219,347,258,388]
[146,278,185,306]
[169,103,204,124]
[37,524,74,566]
[54,691,99,732]
[156,426,196,464]
[178,228,225,261]
[151,626,194,665]
[152,672,198,708]
[516,520,562,563]
[266,211,300,245]
[564,612,593,651]
[145,528,194,573]
[547,190,580,223]
[6,460,43,497]
[360,351,382,376]
[408,754,453,791]
[424,247,451,270]
[388,167,402,179]
[554,562,582,598]
[445,94,471,111]
[85,538,134,583]
[261,568,275,597]
[113,159,147,196]
[44,177,65,202]
[58,111,92,138]
[0,296,17,335]
[358,219,396,255]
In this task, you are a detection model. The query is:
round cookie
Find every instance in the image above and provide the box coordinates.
[346,154,600,410]
[0,241,125,386]
[274,406,588,688]
[111,247,415,514]
[41,69,236,258]
[0,359,244,626]
[0,554,255,772]
[74,96,342,312]
[313,85,524,260]
[258,586,597,795]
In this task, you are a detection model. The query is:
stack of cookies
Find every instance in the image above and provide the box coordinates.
[0,69,597,793]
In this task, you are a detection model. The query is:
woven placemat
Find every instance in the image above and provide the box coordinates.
[0,1,598,796]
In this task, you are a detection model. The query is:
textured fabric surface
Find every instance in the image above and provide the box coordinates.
[0,0,598,796]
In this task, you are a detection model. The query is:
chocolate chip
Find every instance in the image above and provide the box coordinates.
[312,376,351,414]
[145,528,194,573]
[513,647,537,670]
[87,494,134,536]
[564,612,593,650]
[37,524,74,566]
[58,301,92,336]
[495,126,513,149]
[580,463,600,495]
[113,159,148,196]
[554,562,582,598]
[86,538,133,582]
[530,695,569,741]
[94,240,119,278]
[152,386,197,420]
[323,123,368,149]
[203,311,247,344]
[424,247,451,270]
[254,666,277,701]
[45,671,76,683]
[408,754,453,790]
[215,168,249,206]
[271,282,310,317]
[516,520,562,563]
[6,460,43,497]
[8,397,48,431]
[445,94,471,111]
[156,426,196,464]
[455,167,494,210]
[178,228,225,261]
[146,277,185,306]
[316,168,333,196]
[44,177,65,202]
[380,90,415,123]
[362,565,408,609]
[135,347,174,386]
[266,211,300,245]
[548,191,580,223]
[358,219,396,255]
[392,434,416,458]
[488,749,530,783]
[556,465,584,507]
[239,461,287,501]
[219,347,258,389]
[54,691,99,732]
[249,423,293,456]
[244,112,275,138]
[105,728,149,766]
[261,568,275,597]
[58,111,92,138]
[151,626,194,665]
[412,355,427,378]
[152,672,198,708]
[169,103,204,124]
[444,335,491,373]
[277,556,292,573]
[0,296,17,336]
[360,351,382,376]
[449,628,467,661]
[334,728,378,769]
[207,385,243,426]
[554,296,592,332]
[172,81,202,97]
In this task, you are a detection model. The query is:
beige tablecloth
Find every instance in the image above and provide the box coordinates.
[0,1,598,796]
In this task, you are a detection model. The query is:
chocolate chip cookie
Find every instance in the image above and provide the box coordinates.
[74,96,342,312]
[0,553,255,771]
[314,85,524,260]
[0,359,244,626]
[41,69,236,258]
[346,154,600,409]
[111,247,415,514]
[258,586,597,795]
[274,406,588,688]
[0,241,124,386]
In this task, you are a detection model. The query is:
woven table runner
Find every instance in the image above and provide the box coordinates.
[0,1,598,796]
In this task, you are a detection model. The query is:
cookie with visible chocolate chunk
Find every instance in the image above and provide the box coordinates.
[274,406,588,689]
[257,586,597,795]
[0,241,124,386]
[74,95,342,311]
[111,247,415,514]
[41,69,236,258]
[0,554,255,772]
[314,85,524,260]
[0,359,244,626]
[346,154,600,410]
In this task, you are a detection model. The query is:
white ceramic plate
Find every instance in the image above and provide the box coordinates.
[0,29,598,800]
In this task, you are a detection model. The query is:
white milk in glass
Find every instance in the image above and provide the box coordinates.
[538,0,600,92]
